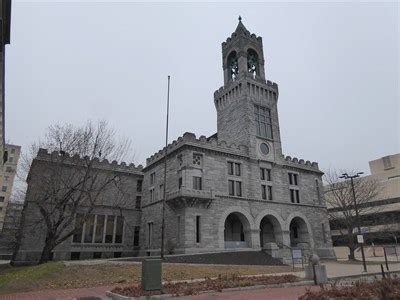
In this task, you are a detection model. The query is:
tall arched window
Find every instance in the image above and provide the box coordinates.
[247,49,259,79]
[227,51,238,81]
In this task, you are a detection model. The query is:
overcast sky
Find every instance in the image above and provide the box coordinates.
[5,1,399,174]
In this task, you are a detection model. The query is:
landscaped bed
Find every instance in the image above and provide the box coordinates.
[0,261,299,294]
[299,277,400,299]
[111,274,299,297]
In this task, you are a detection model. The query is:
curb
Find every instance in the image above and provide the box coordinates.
[106,280,315,300]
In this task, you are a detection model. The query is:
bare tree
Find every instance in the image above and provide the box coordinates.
[324,169,381,260]
[13,121,133,264]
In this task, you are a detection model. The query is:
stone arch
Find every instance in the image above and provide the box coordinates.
[247,48,260,77]
[255,209,285,248]
[285,212,314,249]
[218,206,255,249]
[227,50,238,80]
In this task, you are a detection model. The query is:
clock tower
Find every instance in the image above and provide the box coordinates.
[214,17,283,162]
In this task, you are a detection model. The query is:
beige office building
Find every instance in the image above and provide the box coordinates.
[327,153,400,244]
[0,144,20,231]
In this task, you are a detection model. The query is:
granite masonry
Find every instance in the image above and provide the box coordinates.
[12,19,336,264]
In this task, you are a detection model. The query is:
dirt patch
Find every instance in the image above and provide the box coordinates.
[112,274,299,297]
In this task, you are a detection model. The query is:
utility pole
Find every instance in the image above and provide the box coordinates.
[339,172,367,272]
[160,75,170,259]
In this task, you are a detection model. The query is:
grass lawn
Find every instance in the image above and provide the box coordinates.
[0,261,298,294]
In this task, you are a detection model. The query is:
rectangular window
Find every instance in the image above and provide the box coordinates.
[115,216,124,243]
[105,215,115,243]
[229,180,242,196]
[296,190,300,203]
[148,222,154,248]
[193,176,202,190]
[196,216,201,243]
[10,148,15,154]
[84,215,95,243]
[228,180,235,196]
[150,172,156,185]
[6,167,12,172]
[268,186,273,201]
[72,214,84,243]
[149,188,155,202]
[290,189,295,203]
[235,181,242,197]
[228,162,234,175]
[289,173,298,185]
[134,226,140,247]
[261,185,267,200]
[8,157,13,163]
[159,184,164,200]
[137,180,143,192]
[94,215,105,243]
[2,186,6,192]
[255,105,273,139]
[261,168,271,181]
[178,177,183,189]
[0,196,4,202]
[234,163,241,176]
[135,196,142,209]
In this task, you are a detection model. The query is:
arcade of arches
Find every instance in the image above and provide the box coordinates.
[223,211,311,250]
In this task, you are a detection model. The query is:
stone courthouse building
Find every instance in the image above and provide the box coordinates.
[13,19,335,264]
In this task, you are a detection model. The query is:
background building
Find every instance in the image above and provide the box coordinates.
[328,153,400,244]
[0,143,20,231]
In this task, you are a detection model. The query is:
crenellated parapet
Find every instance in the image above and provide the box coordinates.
[36,148,143,174]
[282,154,321,172]
[146,132,249,167]
[214,79,279,111]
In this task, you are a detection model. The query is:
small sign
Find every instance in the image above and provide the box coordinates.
[357,235,364,244]
[292,249,302,259]
[361,227,369,234]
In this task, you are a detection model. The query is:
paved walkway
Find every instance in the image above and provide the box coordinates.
[172,285,319,300]
[0,286,111,300]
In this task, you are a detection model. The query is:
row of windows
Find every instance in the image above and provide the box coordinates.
[146,166,320,205]
[72,214,124,244]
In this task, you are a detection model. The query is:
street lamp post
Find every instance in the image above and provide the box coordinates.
[339,172,367,272]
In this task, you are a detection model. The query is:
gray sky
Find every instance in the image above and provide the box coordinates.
[5,1,399,174]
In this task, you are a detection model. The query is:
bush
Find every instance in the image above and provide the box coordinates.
[299,277,400,300]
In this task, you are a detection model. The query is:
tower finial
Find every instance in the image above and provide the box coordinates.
[238,15,242,22]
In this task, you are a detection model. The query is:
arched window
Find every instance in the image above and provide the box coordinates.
[247,49,259,79]
[227,51,238,81]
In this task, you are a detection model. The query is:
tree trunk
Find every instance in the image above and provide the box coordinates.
[347,229,356,261]
[39,235,56,264]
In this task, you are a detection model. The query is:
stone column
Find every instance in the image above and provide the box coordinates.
[247,228,261,249]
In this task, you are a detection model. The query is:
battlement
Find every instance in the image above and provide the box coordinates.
[146,132,249,166]
[214,78,279,111]
[282,154,320,171]
[222,30,262,51]
[36,148,143,174]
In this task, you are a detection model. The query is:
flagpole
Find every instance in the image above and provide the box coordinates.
[161,75,170,259]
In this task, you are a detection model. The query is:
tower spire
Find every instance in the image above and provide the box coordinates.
[235,15,248,33]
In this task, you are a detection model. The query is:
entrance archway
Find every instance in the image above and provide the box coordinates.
[259,215,283,248]
[224,212,251,249]
[289,217,310,248]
